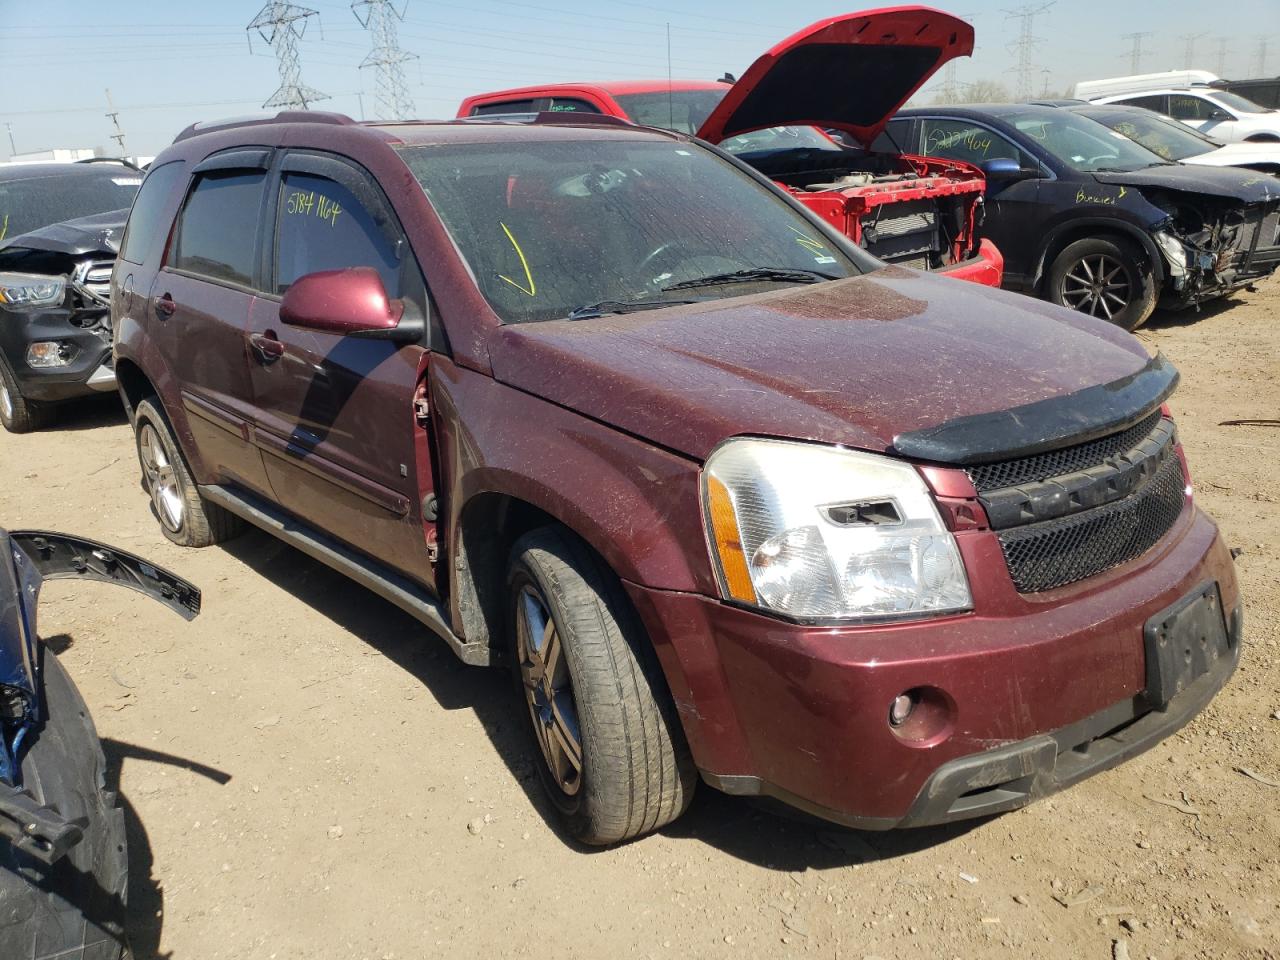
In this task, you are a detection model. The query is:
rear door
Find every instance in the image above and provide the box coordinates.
[245,150,438,589]
[150,151,273,495]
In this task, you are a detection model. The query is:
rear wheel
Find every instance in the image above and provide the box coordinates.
[0,358,54,434]
[507,526,695,845]
[0,653,127,960]
[133,398,244,547]
[1048,236,1156,331]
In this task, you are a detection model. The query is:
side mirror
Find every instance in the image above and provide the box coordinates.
[279,267,419,342]
[981,157,1035,181]
[1208,108,1232,121]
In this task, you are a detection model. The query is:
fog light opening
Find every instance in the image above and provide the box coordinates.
[889,692,916,727]
[27,341,74,368]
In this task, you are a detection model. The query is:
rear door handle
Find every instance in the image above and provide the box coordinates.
[153,293,176,320]
[249,332,285,365]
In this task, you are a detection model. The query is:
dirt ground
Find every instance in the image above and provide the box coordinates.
[1,278,1277,960]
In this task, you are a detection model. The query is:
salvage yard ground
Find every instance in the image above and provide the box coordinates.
[1,279,1277,960]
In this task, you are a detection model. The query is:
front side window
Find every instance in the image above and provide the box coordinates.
[171,171,266,286]
[1169,95,1221,121]
[919,119,1024,166]
[120,161,186,265]
[613,90,727,135]
[273,172,401,297]
[398,138,865,324]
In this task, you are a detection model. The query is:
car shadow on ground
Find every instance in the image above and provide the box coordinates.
[219,529,986,868]
[42,395,127,433]
[1144,292,1249,330]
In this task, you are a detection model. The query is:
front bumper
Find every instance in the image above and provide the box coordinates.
[0,305,114,403]
[626,505,1239,828]
[936,238,1004,287]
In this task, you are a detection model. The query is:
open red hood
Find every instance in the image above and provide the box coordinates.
[696,6,973,148]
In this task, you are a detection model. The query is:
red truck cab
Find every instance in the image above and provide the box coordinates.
[459,8,1004,286]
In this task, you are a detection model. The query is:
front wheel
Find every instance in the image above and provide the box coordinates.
[0,358,54,434]
[1047,236,1157,331]
[507,527,695,845]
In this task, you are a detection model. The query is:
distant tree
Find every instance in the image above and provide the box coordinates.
[964,80,1013,103]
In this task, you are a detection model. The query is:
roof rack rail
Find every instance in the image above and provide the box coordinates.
[173,110,357,144]
[455,111,635,128]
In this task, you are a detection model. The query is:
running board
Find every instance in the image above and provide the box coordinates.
[201,484,489,666]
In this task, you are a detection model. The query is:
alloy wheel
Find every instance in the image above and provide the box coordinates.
[1060,253,1132,321]
[515,584,584,796]
[138,423,185,532]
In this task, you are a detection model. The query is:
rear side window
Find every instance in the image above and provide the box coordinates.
[1117,95,1167,112]
[273,172,401,297]
[119,161,186,266]
[171,171,267,287]
[472,99,538,115]
[546,97,600,113]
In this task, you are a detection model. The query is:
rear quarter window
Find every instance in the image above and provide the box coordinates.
[119,161,187,266]
[170,171,267,287]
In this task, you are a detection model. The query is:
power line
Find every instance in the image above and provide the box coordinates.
[1120,31,1154,73]
[247,2,329,110]
[1004,3,1053,101]
[352,0,417,121]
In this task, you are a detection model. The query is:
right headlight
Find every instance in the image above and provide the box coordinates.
[701,439,972,623]
[0,272,66,307]
[1153,231,1188,278]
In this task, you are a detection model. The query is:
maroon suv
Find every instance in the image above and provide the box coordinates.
[111,109,1241,844]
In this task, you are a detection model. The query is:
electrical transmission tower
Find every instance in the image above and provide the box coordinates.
[1254,39,1270,77]
[352,0,417,121]
[1179,32,1207,69]
[1004,3,1053,101]
[1121,32,1154,73]
[1214,37,1229,75]
[938,62,960,102]
[104,89,128,157]
[247,2,328,110]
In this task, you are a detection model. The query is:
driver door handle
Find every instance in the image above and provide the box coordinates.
[249,332,285,365]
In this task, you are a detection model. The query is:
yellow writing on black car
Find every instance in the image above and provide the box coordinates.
[1075,185,1128,205]
[286,189,343,227]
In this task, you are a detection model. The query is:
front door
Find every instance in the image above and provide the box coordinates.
[915,117,1046,286]
[151,164,272,495]
[245,152,437,590]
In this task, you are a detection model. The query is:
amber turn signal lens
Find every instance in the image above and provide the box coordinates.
[705,474,756,603]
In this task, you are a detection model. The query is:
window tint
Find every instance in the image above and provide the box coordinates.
[1117,95,1167,112]
[274,172,401,297]
[119,161,186,265]
[870,119,912,153]
[472,99,539,115]
[919,119,1025,166]
[172,171,266,286]
[612,90,727,134]
[1169,95,1219,121]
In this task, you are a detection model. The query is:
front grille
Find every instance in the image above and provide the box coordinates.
[996,452,1186,592]
[71,258,114,306]
[967,410,1163,493]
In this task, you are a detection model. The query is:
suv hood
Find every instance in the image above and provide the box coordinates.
[0,208,127,257]
[696,6,974,148]
[489,268,1156,463]
[1092,164,1280,204]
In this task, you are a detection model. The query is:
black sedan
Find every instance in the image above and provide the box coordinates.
[887,104,1280,328]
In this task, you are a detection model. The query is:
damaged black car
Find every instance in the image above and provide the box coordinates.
[0,160,142,433]
[888,103,1280,329]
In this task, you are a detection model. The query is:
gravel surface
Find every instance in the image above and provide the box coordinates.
[1,278,1276,960]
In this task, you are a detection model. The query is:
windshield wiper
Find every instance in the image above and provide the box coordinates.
[566,297,705,321]
[661,267,838,292]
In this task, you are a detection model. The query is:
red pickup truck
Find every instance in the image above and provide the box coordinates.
[459,7,1004,286]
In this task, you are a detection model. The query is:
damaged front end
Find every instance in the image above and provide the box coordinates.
[1150,192,1280,306]
[0,210,127,403]
[0,529,199,863]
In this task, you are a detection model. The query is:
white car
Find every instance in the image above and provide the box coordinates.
[1071,103,1280,175]
[1074,71,1280,143]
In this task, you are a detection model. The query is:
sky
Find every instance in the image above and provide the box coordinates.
[1,0,1277,159]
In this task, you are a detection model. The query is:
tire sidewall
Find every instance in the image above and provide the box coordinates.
[132,399,194,545]
[1049,236,1156,331]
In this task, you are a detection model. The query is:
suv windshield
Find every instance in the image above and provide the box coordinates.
[613,90,726,135]
[1005,110,1170,172]
[1078,108,1221,161]
[399,138,863,324]
[0,168,141,243]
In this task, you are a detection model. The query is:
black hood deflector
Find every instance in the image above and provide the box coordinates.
[892,353,1180,465]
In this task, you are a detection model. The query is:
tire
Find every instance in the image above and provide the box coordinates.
[507,526,695,845]
[0,357,55,434]
[132,397,244,547]
[1047,236,1157,331]
[0,652,127,960]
